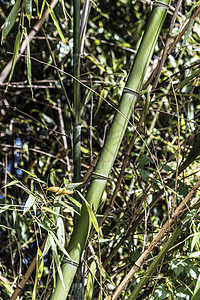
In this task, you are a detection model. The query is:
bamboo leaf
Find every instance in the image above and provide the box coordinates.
[177,68,200,89]
[50,235,65,289]
[192,274,200,300]
[181,19,195,48]
[2,180,20,188]
[1,0,21,43]
[20,168,37,178]
[0,205,11,214]
[77,191,99,233]
[23,194,36,215]
[95,88,108,117]
[84,261,97,300]
[7,30,22,88]
[42,207,62,216]
[34,0,38,15]
[57,216,65,246]
[59,200,80,214]
[50,232,72,260]
[37,248,44,280]
[32,248,44,300]
[87,55,105,72]
[25,0,32,23]
[24,27,33,96]
[66,194,82,207]
[52,254,56,288]
[64,180,82,189]
[96,256,115,285]
[45,1,66,44]
[42,235,51,257]
[38,1,45,19]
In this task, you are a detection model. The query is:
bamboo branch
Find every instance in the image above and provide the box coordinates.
[112,177,200,299]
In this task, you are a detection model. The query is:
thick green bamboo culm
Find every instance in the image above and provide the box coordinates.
[50,1,171,298]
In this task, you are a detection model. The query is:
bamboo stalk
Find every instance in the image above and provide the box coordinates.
[73,0,81,195]
[50,1,171,298]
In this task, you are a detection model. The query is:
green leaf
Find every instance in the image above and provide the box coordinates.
[24,28,33,96]
[96,256,115,285]
[192,274,200,300]
[154,286,171,300]
[95,88,108,117]
[189,251,200,258]
[77,191,99,233]
[40,113,56,126]
[25,0,32,23]
[45,1,66,44]
[0,205,11,214]
[37,248,44,280]
[191,232,200,252]
[2,180,19,189]
[84,83,101,106]
[85,261,97,300]
[178,68,200,90]
[42,207,61,216]
[59,200,80,214]
[170,260,185,277]
[34,0,38,15]
[50,231,72,260]
[23,194,36,214]
[38,0,45,19]
[183,209,197,224]
[138,155,153,167]
[57,216,65,246]
[66,194,82,208]
[20,168,37,178]
[42,235,51,257]
[64,180,82,190]
[7,29,22,87]
[1,0,21,43]
[49,234,65,289]
[32,248,44,299]
[138,168,150,181]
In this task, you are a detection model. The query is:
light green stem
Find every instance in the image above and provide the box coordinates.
[50,1,171,298]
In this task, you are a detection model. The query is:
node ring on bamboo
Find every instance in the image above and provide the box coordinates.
[153,0,170,9]
[123,87,140,97]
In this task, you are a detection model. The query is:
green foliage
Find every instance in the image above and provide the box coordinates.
[1,0,200,299]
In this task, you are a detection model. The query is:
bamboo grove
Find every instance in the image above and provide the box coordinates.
[0,0,200,299]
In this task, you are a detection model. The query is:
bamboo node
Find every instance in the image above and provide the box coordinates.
[123,87,140,97]
[153,1,170,9]
[92,172,109,180]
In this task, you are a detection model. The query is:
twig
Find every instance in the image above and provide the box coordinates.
[152,0,183,89]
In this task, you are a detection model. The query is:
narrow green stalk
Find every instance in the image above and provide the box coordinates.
[73,0,81,185]
[72,0,82,296]
[50,1,171,298]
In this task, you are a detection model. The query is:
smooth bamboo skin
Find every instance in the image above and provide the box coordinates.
[50,1,171,298]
